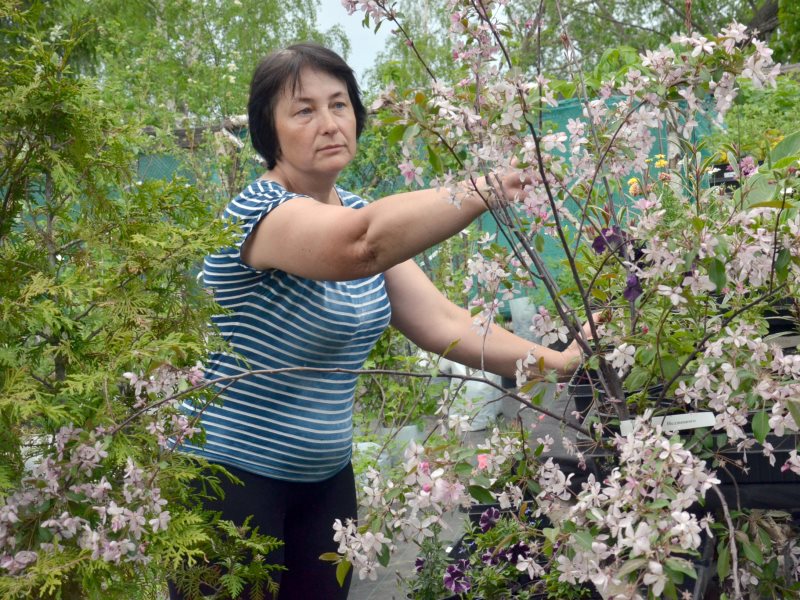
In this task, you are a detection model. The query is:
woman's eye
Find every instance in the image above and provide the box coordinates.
[333,102,347,110]
[296,107,312,115]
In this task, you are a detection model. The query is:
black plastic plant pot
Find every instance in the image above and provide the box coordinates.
[569,380,595,422]
[567,366,603,422]
[765,299,800,354]
[765,299,799,331]
[709,433,800,511]
[570,379,668,431]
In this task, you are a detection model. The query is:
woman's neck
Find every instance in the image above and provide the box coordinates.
[263,167,340,205]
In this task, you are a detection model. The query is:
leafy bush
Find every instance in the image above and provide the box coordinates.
[0,6,279,598]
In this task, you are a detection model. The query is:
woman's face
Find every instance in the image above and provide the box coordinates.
[272,67,357,181]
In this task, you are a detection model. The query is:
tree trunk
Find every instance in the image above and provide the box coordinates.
[748,0,779,36]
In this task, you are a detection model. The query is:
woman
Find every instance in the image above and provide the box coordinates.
[176,42,591,599]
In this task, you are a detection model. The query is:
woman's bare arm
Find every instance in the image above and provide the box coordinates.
[384,259,589,379]
[241,174,522,281]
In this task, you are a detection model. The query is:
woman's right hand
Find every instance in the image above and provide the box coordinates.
[467,161,529,208]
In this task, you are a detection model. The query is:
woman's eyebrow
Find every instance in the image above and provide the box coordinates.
[291,90,347,103]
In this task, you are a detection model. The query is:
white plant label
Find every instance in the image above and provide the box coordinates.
[619,412,716,436]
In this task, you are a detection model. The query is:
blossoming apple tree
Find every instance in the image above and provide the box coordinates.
[335,1,800,598]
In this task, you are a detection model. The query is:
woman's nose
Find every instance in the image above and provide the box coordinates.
[319,109,338,134]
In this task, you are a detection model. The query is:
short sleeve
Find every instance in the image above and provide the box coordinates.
[336,187,368,210]
[225,180,303,254]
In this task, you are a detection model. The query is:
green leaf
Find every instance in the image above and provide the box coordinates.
[440,338,461,358]
[638,346,656,366]
[742,540,764,565]
[624,367,650,392]
[467,485,495,504]
[717,544,730,580]
[454,461,473,477]
[534,233,544,252]
[402,123,420,144]
[659,355,680,381]
[37,527,54,543]
[572,530,595,551]
[551,80,577,99]
[770,130,800,163]
[739,173,777,208]
[427,144,443,175]
[384,486,404,501]
[377,542,391,567]
[665,557,697,580]
[708,258,727,292]
[542,528,558,544]
[220,573,244,597]
[319,552,340,562]
[336,560,352,587]
[387,124,405,146]
[471,474,492,488]
[616,557,647,578]
[748,199,795,209]
[771,156,800,170]
[775,248,791,283]
[751,411,769,444]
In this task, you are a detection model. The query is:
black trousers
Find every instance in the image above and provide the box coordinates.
[169,462,358,600]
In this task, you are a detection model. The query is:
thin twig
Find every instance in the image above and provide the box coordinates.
[711,483,742,600]
[112,366,592,438]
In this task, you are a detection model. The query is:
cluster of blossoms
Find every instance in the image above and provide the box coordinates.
[541,417,718,598]
[529,306,569,347]
[335,430,525,580]
[332,518,394,581]
[124,363,204,447]
[123,362,204,407]
[447,541,547,595]
[0,426,169,574]
[1,364,204,576]
[373,3,783,346]
[465,246,514,333]
[340,0,394,26]
[673,323,800,457]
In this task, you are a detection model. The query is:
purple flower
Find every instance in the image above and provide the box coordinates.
[479,507,501,532]
[414,557,425,573]
[443,559,471,594]
[481,548,500,565]
[503,542,530,563]
[623,274,643,301]
[592,226,624,254]
[739,155,757,177]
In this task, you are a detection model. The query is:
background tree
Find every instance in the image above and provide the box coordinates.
[501,0,793,75]
[0,1,334,597]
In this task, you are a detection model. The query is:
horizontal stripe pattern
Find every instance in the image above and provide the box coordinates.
[182,181,391,481]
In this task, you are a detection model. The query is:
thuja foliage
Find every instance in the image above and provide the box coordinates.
[0,5,279,598]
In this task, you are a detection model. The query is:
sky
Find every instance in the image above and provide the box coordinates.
[316,0,393,84]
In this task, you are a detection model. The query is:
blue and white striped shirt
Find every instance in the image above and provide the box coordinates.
[181,180,391,482]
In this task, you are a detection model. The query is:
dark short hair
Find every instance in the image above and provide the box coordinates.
[248,42,367,169]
